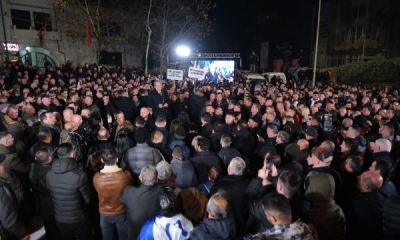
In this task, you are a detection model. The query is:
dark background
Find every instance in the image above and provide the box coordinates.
[199,0,316,68]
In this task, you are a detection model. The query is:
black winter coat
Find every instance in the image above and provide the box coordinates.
[39,123,60,147]
[121,184,163,239]
[190,151,222,184]
[46,157,92,223]
[382,195,400,238]
[29,162,55,220]
[113,96,138,124]
[0,178,28,239]
[218,147,241,169]
[190,217,236,240]
[211,175,251,238]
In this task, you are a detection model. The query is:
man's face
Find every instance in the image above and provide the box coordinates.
[8,109,18,119]
[267,128,275,138]
[42,97,50,106]
[206,106,214,115]
[44,113,56,125]
[344,159,353,173]
[117,113,125,124]
[251,105,258,115]
[84,97,93,106]
[140,108,149,118]
[225,115,234,124]
[340,141,350,153]
[216,94,223,102]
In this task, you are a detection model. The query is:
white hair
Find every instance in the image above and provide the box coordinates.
[228,157,246,176]
[375,138,392,152]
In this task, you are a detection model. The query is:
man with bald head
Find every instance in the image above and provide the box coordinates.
[140,107,155,133]
[88,128,113,155]
[151,130,171,163]
[297,139,309,169]
[348,170,384,239]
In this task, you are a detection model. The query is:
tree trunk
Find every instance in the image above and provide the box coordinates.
[145,0,153,75]
[159,50,165,75]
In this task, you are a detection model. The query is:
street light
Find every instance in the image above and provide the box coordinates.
[176,46,191,57]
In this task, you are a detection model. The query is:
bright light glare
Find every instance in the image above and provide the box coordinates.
[176,46,190,57]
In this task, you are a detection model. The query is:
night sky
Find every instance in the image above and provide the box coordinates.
[201,0,315,63]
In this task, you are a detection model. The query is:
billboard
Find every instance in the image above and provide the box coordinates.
[192,60,235,81]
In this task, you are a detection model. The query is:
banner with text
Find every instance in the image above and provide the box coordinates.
[188,67,205,79]
[167,69,184,80]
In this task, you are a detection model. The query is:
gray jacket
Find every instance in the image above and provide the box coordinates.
[126,143,162,175]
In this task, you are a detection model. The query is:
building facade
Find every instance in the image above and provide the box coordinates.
[0,0,141,69]
[316,0,400,68]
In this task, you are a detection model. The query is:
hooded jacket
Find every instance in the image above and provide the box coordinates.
[190,217,236,240]
[46,157,92,223]
[304,172,346,240]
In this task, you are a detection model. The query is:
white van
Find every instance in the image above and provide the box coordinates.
[262,72,287,84]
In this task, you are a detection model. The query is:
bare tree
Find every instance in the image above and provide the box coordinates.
[144,0,153,75]
[150,0,216,73]
[54,0,144,64]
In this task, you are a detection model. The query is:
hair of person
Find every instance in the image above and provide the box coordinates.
[172,145,184,159]
[207,191,230,219]
[97,128,109,140]
[169,119,181,134]
[87,151,104,170]
[267,124,279,134]
[151,131,163,144]
[177,112,190,126]
[252,103,261,110]
[197,136,211,151]
[56,143,74,158]
[321,140,335,156]
[39,111,51,122]
[384,124,395,136]
[343,137,359,153]
[375,138,392,152]
[37,129,52,142]
[347,155,364,175]
[261,193,291,220]
[213,122,225,132]
[115,129,131,160]
[277,131,290,143]
[35,149,51,165]
[350,125,361,135]
[374,159,393,179]
[101,147,118,166]
[155,114,166,124]
[237,120,248,130]
[209,165,222,182]
[364,177,380,192]
[201,112,211,123]
[6,104,18,115]
[140,165,158,186]
[278,170,302,198]
[228,157,246,176]
[220,134,232,147]
[135,116,146,126]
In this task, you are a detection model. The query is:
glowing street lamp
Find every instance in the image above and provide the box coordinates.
[176,46,191,57]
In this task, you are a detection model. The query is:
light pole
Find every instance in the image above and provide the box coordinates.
[0,0,9,61]
[312,0,322,87]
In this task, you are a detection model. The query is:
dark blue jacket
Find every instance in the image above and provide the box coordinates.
[190,217,236,240]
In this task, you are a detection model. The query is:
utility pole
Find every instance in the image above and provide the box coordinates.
[312,0,321,87]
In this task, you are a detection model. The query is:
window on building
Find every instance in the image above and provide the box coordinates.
[33,12,52,31]
[11,9,32,30]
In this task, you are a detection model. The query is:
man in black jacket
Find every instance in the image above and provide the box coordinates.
[148,81,171,121]
[218,134,241,169]
[29,149,60,239]
[190,136,222,184]
[39,111,60,147]
[114,89,138,125]
[210,157,250,238]
[121,165,163,239]
[0,176,30,240]
[46,143,92,239]
[190,191,236,239]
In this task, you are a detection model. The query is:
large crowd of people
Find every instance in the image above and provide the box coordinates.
[0,60,400,240]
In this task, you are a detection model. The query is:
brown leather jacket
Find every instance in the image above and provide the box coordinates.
[93,166,133,216]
